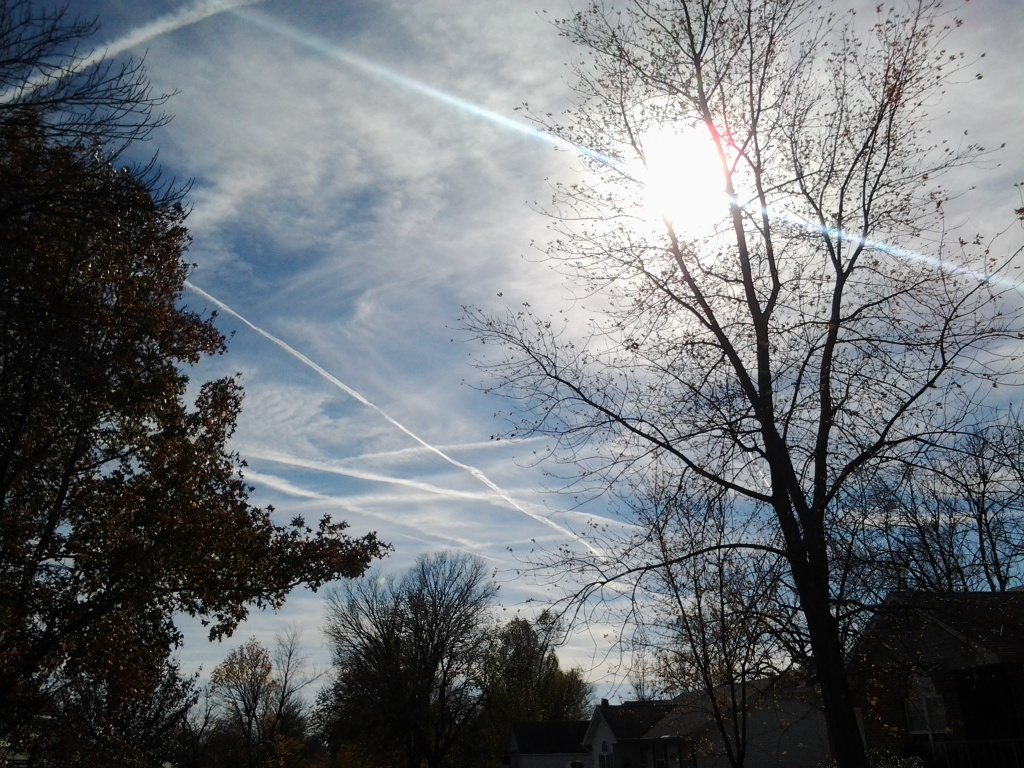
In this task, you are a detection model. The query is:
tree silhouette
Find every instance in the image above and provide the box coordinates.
[464,1,1023,766]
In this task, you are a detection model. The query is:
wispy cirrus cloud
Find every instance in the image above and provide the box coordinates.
[84,0,1023,696]
[187,280,602,555]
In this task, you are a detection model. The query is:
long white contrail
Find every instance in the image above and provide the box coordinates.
[250,448,640,533]
[242,470,505,558]
[83,0,265,68]
[0,0,265,105]
[184,281,601,554]
[247,449,518,505]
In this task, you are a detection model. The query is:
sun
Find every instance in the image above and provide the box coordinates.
[633,123,729,236]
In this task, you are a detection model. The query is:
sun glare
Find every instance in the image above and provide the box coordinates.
[634,124,728,236]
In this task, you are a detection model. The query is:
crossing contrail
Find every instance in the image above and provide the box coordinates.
[247,449,521,505]
[184,281,602,555]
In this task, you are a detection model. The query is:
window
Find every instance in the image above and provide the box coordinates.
[904,673,947,735]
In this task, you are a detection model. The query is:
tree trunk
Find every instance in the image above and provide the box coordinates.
[793,561,869,768]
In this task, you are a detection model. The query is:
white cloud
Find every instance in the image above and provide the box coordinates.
[74,0,1024,691]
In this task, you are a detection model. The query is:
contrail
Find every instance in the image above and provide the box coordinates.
[243,469,507,559]
[185,281,602,555]
[82,0,266,68]
[232,7,1022,294]
[1,0,265,105]
[247,449,518,505]
[334,436,552,465]
[248,448,639,533]
[232,7,615,166]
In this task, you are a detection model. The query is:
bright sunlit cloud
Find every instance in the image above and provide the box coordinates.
[633,123,728,235]
[71,0,1018,692]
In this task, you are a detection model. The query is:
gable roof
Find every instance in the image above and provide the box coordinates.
[582,701,675,748]
[852,591,1024,669]
[510,721,590,755]
[642,692,716,742]
[643,677,818,742]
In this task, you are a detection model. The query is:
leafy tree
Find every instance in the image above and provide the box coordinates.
[211,639,280,768]
[206,632,318,768]
[477,613,592,766]
[463,1,1023,766]
[484,613,591,723]
[0,128,386,741]
[30,651,197,768]
[0,4,387,748]
[318,552,496,768]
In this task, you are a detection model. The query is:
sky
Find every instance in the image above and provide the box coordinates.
[54,0,1024,693]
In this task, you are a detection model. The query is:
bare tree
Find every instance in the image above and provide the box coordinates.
[177,686,218,768]
[655,536,792,766]
[851,421,1024,595]
[0,0,171,155]
[576,481,800,768]
[319,552,497,768]
[463,1,1024,766]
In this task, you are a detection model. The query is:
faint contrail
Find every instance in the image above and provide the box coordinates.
[1,0,265,105]
[185,281,602,554]
[232,7,615,166]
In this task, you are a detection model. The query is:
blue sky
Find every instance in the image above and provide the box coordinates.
[59,0,1024,691]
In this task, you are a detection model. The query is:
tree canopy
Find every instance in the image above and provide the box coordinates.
[477,612,592,764]
[0,3,387,747]
[319,555,592,768]
[465,1,1024,766]
[202,632,317,768]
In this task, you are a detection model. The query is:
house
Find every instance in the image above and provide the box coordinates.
[536,592,1024,768]
[849,591,1024,767]
[575,677,828,768]
[582,700,674,768]
[508,721,592,768]
[641,679,828,768]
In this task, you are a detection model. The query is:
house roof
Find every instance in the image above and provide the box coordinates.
[643,677,817,742]
[510,721,590,755]
[851,591,1024,671]
[582,701,675,748]
[642,691,716,742]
